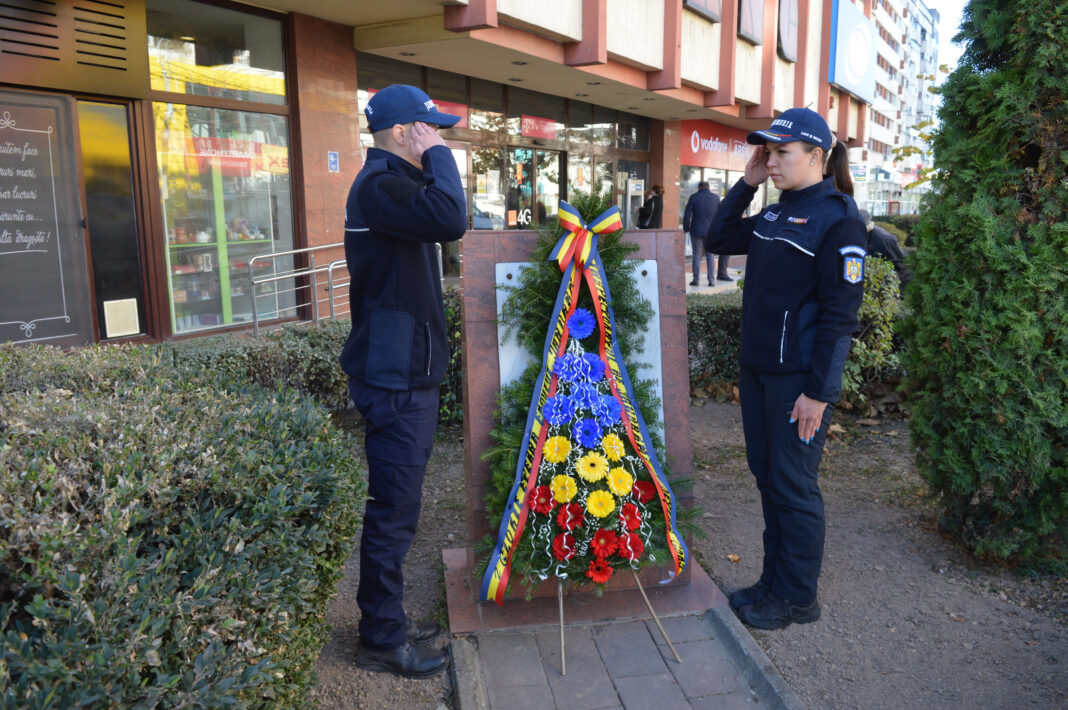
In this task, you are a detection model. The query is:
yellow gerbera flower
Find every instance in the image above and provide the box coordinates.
[586,489,616,519]
[601,433,625,462]
[576,451,609,483]
[551,474,578,503]
[606,467,634,496]
[544,436,571,464]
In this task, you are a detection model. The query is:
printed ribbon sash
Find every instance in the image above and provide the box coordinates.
[481,200,689,605]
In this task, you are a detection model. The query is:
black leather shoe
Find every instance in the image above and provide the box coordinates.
[406,618,443,644]
[728,580,769,612]
[355,641,449,678]
[736,591,821,630]
[707,281,715,286]
[689,280,699,286]
[717,275,734,282]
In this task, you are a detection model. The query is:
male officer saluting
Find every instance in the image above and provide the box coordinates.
[340,84,466,678]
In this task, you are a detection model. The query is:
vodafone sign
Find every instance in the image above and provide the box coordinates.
[680,120,752,171]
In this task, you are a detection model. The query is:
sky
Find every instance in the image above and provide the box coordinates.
[925,0,968,72]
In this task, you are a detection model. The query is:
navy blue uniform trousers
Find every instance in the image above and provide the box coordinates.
[739,368,834,604]
[350,382,439,651]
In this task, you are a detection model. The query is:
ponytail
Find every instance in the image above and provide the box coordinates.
[824,141,852,196]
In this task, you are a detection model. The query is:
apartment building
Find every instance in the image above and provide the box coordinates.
[1,0,881,345]
[852,0,940,214]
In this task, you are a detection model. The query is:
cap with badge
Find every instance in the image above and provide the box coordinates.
[747,107,833,152]
[364,84,462,133]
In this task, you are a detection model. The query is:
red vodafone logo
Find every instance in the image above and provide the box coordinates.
[681,120,751,171]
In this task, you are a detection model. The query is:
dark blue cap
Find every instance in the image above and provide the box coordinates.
[364,84,462,133]
[747,107,833,152]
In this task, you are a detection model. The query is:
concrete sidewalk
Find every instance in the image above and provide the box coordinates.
[444,549,803,710]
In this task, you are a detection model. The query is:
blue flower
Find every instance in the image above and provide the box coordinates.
[570,382,599,411]
[572,418,604,448]
[582,353,606,382]
[568,308,596,340]
[553,354,582,383]
[542,395,576,426]
[592,395,623,427]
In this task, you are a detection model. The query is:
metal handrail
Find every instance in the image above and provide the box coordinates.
[248,241,347,336]
[247,241,445,336]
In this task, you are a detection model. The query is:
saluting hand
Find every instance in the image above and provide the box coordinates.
[743,145,770,187]
[407,121,446,163]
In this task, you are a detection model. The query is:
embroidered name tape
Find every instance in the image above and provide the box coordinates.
[763,211,781,221]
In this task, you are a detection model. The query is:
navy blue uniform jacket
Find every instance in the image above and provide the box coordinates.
[705,177,866,403]
[340,145,466,390]
[683,188,721,241]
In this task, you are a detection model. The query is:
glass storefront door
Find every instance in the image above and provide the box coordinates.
[507,147,562,229]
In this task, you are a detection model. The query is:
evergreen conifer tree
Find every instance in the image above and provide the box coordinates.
[900,0,1068,567]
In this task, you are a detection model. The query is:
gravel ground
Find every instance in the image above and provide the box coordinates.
[313,400,1067,709]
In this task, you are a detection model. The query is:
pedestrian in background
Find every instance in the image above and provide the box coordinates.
[637,183,663,228]
[683,181,729,285]
[340,84,466,678]
[706,107,866,630]
[859,209,911,293]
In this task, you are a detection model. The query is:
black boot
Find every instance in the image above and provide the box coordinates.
[406,618,443,644]
[356,641,449,678]
[728,580,769,612]
[736,591,821,630]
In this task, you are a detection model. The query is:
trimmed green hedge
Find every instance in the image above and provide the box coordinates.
[686,258,903,407]
[0,343,365,708]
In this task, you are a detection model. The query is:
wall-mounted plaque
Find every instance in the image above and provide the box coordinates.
[0,90,94,346]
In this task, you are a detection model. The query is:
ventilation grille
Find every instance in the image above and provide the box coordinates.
[0,0,61,62]
[74,0,129,70]
[0,0,130,71]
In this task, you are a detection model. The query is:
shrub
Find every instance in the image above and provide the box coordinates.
[0,344,365,707]
[687,290,743,397]
[841,257,903,408]
[883,214,921,246]
[164,320,351,411]
[900,0,1068,568]
[438,287,464,428]
[686,261,901,409]
[874,220,908,248]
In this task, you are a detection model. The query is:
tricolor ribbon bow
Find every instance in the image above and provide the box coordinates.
[549,202,623,271]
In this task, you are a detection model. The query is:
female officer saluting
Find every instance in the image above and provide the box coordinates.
[705,107,866,630]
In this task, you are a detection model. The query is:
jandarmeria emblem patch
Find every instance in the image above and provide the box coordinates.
[839,245,866,284]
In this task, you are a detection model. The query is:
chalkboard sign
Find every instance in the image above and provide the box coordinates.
[0,90,94,346]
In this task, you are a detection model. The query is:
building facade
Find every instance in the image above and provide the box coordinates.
[2,0,884,346]
[851,0,939,215]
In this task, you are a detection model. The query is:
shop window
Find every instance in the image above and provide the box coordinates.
[428,68,467,105]
[507,88,565,141]
[154,103,295,333]
[568,101,594,144]
[679,165,702,227]
[592,105,616,147]
[470,78,505,132]
[617,112,650,151]
[147,0,286,105]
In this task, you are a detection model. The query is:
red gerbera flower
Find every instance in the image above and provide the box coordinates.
[589,528,618,558]
[552,532,577,561]
[556,502,585,531]
[531,485,555,515]
[586,558,613,584]
[619,502,642,531]
[617,532,645,561]
[632,480,657,504]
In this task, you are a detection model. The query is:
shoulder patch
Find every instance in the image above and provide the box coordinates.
[839,245,867,257]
